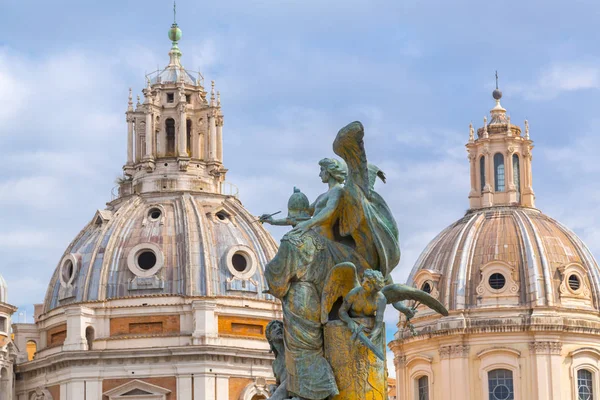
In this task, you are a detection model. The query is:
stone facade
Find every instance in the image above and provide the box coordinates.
[390,89,600,400]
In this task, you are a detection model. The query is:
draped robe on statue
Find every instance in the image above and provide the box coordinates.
[264,121,401,400]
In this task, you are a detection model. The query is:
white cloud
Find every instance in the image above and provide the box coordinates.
[510,62,600,100]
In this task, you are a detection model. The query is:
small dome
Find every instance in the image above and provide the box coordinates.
[43,193,278,313]
[408,206,600,312]
[0,274,6,304]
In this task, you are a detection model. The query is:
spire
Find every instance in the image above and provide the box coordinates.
[127,88,134,112]
[469,122,474,143]
[211,80,216,106]
[167,1,183,67]
[489,71,508,125]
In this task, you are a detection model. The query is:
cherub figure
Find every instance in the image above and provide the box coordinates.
[339,269,386,342]
[321,262,448,360]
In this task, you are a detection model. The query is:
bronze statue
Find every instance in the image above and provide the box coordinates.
[262,121,448,400]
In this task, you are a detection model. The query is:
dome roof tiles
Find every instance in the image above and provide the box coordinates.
[408,207,600,312]
[43,193,278,313]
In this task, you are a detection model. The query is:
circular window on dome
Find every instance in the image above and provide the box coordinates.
[127,243,165,277]
[568,274,581,292]
[421,282,432,294]
[148,208,162,221]
[59,254,78,287]
[488,273,506,290]
[225,245,258,280]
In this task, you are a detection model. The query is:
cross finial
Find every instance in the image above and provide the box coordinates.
[495,70,499,90]
[173,1,177,24]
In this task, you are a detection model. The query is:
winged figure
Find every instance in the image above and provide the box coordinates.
[322,262,448,359]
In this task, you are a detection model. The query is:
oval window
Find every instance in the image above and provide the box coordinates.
[421,282,432,294]
[568,274,581,291]
[232,253,248,272]
[148,208,162,220]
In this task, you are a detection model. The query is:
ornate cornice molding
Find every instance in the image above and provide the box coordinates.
[529,341,562,355]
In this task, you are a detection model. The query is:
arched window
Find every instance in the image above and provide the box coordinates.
[488,369,514,400]
[186,119,192,156]
[417,375,429,400]
[86,326,95,350]
[512,154,520,201]
[494,153,505,192]
[166,118,176,156]
[480,156,486,192]
[578,369,594,400]
[26,340,37,361]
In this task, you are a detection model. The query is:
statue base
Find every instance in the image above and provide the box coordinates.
[323,318,387,400]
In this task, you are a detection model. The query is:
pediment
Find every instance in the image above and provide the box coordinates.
[103,379,171,398]
[93,209,113,226]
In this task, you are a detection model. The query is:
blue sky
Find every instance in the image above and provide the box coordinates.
[2,0,600,376]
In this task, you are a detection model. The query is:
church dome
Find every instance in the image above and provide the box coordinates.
[407,206,600,312]
[43,192,278,313]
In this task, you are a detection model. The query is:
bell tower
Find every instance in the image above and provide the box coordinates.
[466,76,535,209]
[120,10,226,197]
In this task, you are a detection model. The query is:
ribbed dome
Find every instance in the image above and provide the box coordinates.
[43,192,278,312]
[407,206,600,312]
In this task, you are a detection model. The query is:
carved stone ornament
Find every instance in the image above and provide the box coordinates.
[482,144,490,155]
[476,261,519,306]
[558,264,593,308]
[439,344,470,359]
[529,341,562,355]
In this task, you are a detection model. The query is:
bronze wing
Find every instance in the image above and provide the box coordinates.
[381,283,449,316]
[321,262,360,324]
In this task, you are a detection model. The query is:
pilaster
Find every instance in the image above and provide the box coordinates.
[192,300,218,345]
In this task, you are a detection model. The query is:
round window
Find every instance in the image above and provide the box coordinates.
[137,251,157,270]
[568,274,581,291]
[421,282,432,294]
[127,243,165,277]
[215,211,229,221]
[225,245,258,280]
[488,273,506,290]
[148,208,162,221]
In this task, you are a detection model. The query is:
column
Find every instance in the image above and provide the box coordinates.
[85,380,102,400]
[192,300,218,345]
[482,150,493,207]
[178,103,187,157]
[66,381,85,400]
[208,112,217,161]
[126,115,134,164]
[216,115,223,162]
[60,383,67,400]
[145,111,153,159]
[216,377,229,399]
[193,374,215,400]
[521,147,535,207]
[177,375,193,400]
[530,341,562,400]
[506,150,517,203]
[468,152,479,208]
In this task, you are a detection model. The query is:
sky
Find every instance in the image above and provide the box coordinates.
[2,0,600,377]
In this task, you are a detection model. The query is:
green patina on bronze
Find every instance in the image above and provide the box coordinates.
[262,121,448,400]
